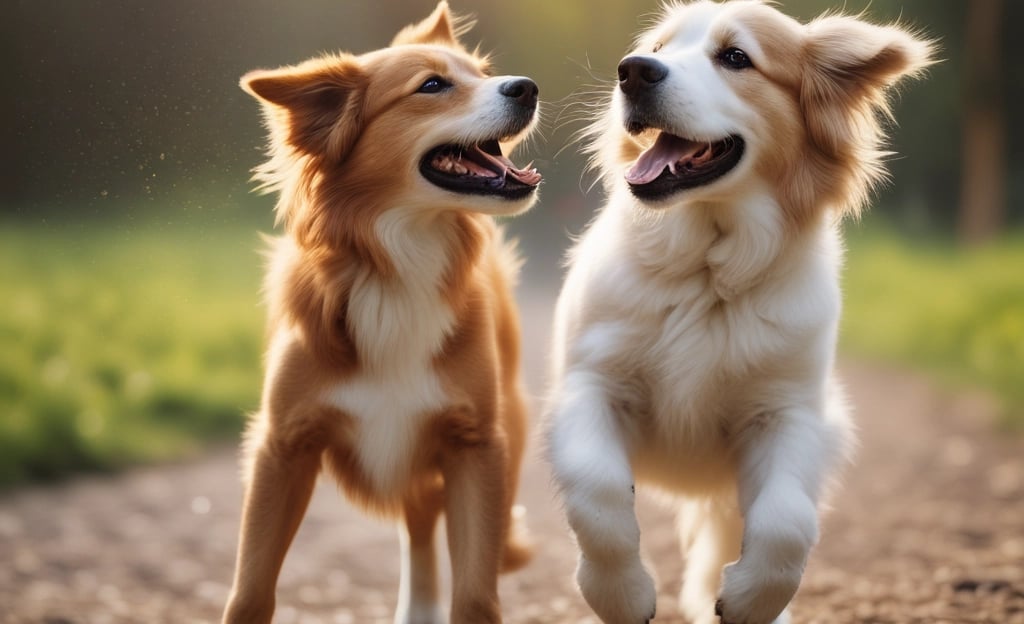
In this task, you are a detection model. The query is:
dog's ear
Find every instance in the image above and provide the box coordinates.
[241,55,366,162]
[801,16,935,155]
[391,1,471,48]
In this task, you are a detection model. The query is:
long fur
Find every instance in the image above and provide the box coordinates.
[223,4,538,623]
[546,2,934,624]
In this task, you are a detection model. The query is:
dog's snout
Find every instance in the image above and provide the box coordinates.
[618,56,668,97]
[499,78,539,109]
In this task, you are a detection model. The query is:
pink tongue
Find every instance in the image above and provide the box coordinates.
[625,133,703,185]
[474,147,543,186]
[463,159,497,178]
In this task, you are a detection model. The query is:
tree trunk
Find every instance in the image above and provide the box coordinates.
[958,0,1006,245]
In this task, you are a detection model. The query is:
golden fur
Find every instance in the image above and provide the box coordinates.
[223,4,537,623]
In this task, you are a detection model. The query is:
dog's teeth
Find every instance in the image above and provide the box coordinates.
[453,163,468,175]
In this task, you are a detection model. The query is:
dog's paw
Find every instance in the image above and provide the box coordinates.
[577,555,657,623]
[715,559,800,624]
[394,602,445,624]
[715,600,790,624]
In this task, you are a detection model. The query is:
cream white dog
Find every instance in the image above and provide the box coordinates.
[546,2,933,623]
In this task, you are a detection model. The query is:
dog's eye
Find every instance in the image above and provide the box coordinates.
[417,76,452,94]
[718,47,753,70]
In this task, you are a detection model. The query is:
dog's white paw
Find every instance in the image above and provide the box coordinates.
[394,601,445,624]
[577,555,657,624]
[714,558,800,624]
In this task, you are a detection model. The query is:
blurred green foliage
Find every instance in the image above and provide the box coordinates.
[842,224,1024,428]
[3,1,1022,485]
[1,217,1021,486]
[0,221,263,487]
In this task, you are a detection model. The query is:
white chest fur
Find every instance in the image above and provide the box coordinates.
[324,211,458,497]
[557,194,841,449]
[326,366,447,496]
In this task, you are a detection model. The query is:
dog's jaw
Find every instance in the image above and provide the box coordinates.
[623,130,746,201]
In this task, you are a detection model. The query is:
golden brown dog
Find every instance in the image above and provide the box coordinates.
[223,4,541,623]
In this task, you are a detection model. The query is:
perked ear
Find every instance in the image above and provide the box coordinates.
[240,55,366,161]
[391,1,471,48]
[801,16,936,155]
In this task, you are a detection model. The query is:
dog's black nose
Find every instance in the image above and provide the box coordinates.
[500,78,539,109]
[618,56,668,97]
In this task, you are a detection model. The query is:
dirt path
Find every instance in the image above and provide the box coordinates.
[2,293,1022,623]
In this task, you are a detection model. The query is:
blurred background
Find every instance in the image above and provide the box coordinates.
[2,0,1022,486]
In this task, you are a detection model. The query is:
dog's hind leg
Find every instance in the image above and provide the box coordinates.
[442,434,509,624]
[677,497,742,624]
[499,383,533,573]
[394,481,446,624]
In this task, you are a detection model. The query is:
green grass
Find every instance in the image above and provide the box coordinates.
[1,218,1021,487]
[0,220,265,487]
[841,226,1024,428]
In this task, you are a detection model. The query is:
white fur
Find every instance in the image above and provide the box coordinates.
[326,367,446,497]
[323,209,458,623]
[349,210,459,373]
[626,11,753,143]
[550,192,850,624]
[326,210,456,497]
[547,4,854,624]
[395,525,445,624]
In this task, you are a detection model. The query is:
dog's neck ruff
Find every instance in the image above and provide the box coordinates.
[345,209,464,373]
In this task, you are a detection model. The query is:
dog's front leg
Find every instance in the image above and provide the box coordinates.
[716,409,829,624]
[549,371,656,624]
[222,430,322,624]
[441,434,508,624]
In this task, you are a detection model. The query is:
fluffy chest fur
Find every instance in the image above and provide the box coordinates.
[556,191,842,446]
[322,211,460,497]
[326,364,447,498]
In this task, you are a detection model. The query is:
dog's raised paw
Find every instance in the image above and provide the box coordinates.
[715,596,792,624]
[576,555,657,624]
[715,598,734,624]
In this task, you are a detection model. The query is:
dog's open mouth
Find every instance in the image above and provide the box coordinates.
[420,139,541,200]
[625,132,745,201]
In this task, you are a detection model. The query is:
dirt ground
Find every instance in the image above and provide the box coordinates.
[1,294,1022,624]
